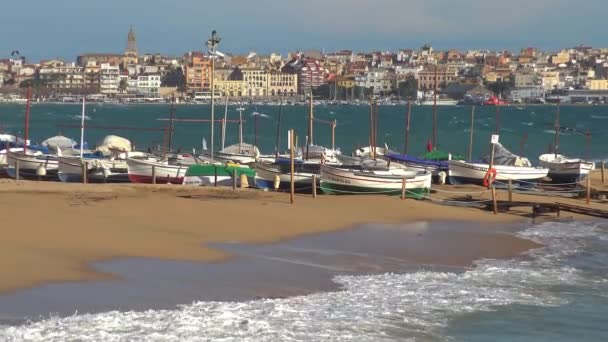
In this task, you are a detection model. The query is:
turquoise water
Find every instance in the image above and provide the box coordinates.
[1,103,607,160]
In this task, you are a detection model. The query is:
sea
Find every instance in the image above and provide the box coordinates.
[0,220,606,341]
[0,103,607,160]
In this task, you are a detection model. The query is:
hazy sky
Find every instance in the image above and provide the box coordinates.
[1,0,603,61]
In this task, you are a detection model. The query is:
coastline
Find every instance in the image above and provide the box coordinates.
[0,179,540,296]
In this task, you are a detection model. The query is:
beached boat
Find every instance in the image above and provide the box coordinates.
[253,162,318,192]
[385,152,450,175]
[6,149,61,180]
[210,143,260,164]
[319,165,429,198]
[449,143,549,187]
[57,153,148,183]
[126,157,190,184]
[538,154,595,183]
[182,163,255,186]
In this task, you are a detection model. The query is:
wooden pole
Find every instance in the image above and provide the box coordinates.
[290,129,295,204]
[369,97,374,157]
[491,187,498,215]
[554,102,560,158]
[508,179,513,202]
[233,169,237,190]
[404,98,411,154]
[601,161,605,184]
[468,106,475,162]
[275,97,283,159]
[374,101,379,160]
[168,94,176,153]
[152,165,157,184]
[15,159,20,181]
[587,175,592,203]
[214,166,218,186]
[312,174,317,198]
[401,177,407,200]
[82,161,87,184]
[24,86,31,154]
[210,55,215,161]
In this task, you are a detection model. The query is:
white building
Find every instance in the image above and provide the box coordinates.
[99,63,120,95]
[136,74,161,97]
[355,69,392,94]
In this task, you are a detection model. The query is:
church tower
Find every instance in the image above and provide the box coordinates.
[124,26,138,65]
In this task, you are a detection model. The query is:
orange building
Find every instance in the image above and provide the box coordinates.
[184,52,212,95]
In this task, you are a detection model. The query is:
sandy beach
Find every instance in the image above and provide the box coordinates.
[0,172,605,296]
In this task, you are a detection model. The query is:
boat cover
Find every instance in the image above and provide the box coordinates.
[96,135,132,155]
[482,143,532,167]
[42,136,77,150]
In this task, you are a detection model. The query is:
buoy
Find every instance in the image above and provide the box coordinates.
[438,171,447,185]
[240,173,249,188]
[273,174,281,191]
[36,165,47,177]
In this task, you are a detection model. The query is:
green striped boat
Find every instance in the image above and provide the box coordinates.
[183,163,255,187]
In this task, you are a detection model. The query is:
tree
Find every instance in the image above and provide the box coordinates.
[162,66,186,91]
[487,78,514,97]
[118,79,128,93]
[397,77,418,99]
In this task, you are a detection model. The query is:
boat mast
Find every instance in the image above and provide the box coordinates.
[554,100,560,158]
[207,30,221,161]
[306,92,313,160]
[432,64,438,150]
[374,99,379,160]
[80,95,86,158]
[24,85,31,154]
[468,106,475,162]
[495,103,501,134]
[222,96,228,150]
[404,98,411,154]
[369,97,374,158]
[275,96,283,160]
[237,105,244,150]
[168,94,176,153]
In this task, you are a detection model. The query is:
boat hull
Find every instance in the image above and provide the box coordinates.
[448,161,549,187]
[126,158,188,184]
[538,154,595,184]
[319,165,431,198]
[254,164,315,192]
[6,152,59,181]
[182,164,255,187]
[58,156,130,183]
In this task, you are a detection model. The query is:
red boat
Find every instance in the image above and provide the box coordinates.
[484,95,508,106]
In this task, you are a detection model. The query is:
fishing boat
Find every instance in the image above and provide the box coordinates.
[253,161,318,192]
[0,147,23,177]
[449,143,549,187]
[538,154,595,183]
[210,143,260,164]
[126,156,190,184]
[6,148,61,180]
[536,103,595,183]
[319,165,430,197]
[385,152,451,175]
[182,163,255,186]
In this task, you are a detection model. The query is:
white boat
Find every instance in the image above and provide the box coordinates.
[449,143,549,187]
[126,157,190,184]
[420,99,458,106]
[449,161,549,187]
[297,144,341,164]
[319,164,429,197]
[6,150,60,180]
[0,147,24,177]
[253,162,317,192]
[208,143,260,164]
[353,145,390,158]
[58,154,148,183]
[538,154,595,184]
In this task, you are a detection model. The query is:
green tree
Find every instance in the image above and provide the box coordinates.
[397,77,418,99]
[487,79,514,97]
[162,67,186,91]
[118,79,128,93]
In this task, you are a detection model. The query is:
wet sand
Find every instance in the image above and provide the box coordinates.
[0,221,537,323]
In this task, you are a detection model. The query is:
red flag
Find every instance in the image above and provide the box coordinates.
[427,139,433,152]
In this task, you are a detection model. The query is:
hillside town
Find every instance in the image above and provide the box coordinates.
[2,27,608,105]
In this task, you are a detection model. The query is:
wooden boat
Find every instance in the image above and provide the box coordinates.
[0,147,23,177]
[6,150,60,180]
[448,161,549,187]
[182,163,255,186]
[126,157,190,184]
[210,143,260,164]
[253,162,318,192]
[57,152,148,183]
[385,152,450,175]
[319,165,429,198]
[538,154,595,183]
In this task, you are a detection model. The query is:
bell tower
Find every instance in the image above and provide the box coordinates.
[124,26,138,65]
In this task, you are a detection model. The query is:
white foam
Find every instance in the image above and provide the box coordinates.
[1,221,603,341]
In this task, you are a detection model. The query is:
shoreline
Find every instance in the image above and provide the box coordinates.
[0,179,537,296]
[0,220,539,323]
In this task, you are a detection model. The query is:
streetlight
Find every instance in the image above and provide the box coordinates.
[206,30,221,160]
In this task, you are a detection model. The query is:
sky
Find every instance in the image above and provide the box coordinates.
[1,0,604,62]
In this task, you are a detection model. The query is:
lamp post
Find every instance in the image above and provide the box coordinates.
[207,30,221,160]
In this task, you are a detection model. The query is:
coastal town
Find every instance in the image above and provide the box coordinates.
[1,27,608,105]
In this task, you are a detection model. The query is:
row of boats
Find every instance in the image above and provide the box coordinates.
[0,130,595,198]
